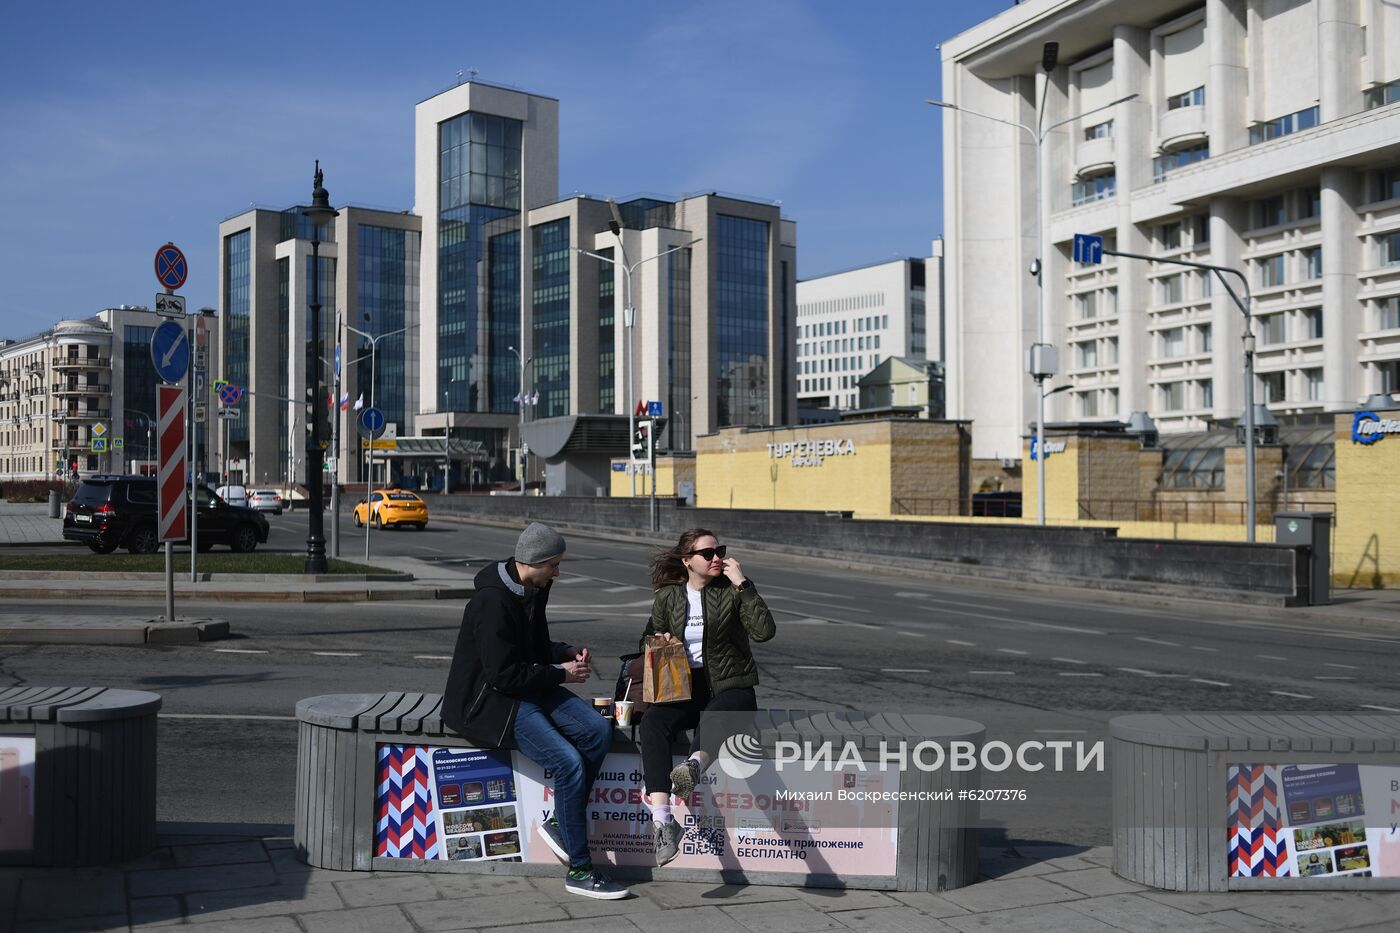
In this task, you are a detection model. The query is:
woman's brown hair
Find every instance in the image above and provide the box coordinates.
[649,528,717,590]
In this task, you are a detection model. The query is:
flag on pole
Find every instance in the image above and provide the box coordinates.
[339,392,350,411]
[353,394,364,411]
[513,392,522,404]
[531,390,539,405]
[327,391,335,411]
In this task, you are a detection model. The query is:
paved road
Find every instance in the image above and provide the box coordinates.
[5,514,1400,848]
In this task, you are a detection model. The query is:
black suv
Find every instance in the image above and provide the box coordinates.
[63,475,270,554]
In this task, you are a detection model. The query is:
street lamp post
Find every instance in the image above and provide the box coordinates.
[505,346,535,495]
[346,318,414,560]
[576,208,700,496]
[302,161,338,574]
[928,72,1137,527]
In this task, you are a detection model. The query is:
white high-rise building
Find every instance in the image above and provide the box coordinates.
[940,0,1400,461]
[796,249,941,411]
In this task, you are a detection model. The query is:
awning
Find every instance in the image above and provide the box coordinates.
[370,436,488,462]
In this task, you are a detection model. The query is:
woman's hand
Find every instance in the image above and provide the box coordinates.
[722,557,746,588]
[564,645,592,664]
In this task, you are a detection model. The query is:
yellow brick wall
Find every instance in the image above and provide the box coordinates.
[1333,412,1400,587]
[608,456,695,498]
[695,423,893,513]
[1020,435,1079,522]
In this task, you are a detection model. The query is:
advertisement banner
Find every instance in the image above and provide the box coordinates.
[1228,763,1400,879]
[513,750,900,877]
[375,744,527,862]
[0,736,35,852]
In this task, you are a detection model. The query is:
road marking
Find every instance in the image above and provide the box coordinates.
[897,631,926,638]
[414,655,453,661]
[313,651,362,657]
[1117,668,1186,678]
[1324,663,1359,670]
[553,577,590,585]
[996,648,1028,656]
[159,713,297,721]
[881,668,930,674]
[1190,678,1233,687]
[895,592,929,599]
[214,648,268,654]
[1058,672,1104,677]
[1052,657,1087,665]
[604,585,636,593]
[1361,705,1400,713]
[1313,676,1354,681]
[1191,646,1220,653]
[793,665,842,671]
[947,639,976,646]
[1270,690,1313,699]
[1256,654,1288,661]
[1135,637,1180,647]
[968,671,1015,676]
[784,618,832,626]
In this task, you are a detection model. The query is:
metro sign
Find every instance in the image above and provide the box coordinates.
[157,385,187,542]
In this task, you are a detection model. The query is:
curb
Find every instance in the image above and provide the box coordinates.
[0,618,230,646]
[0,586,472,603]
[0,570,415,583]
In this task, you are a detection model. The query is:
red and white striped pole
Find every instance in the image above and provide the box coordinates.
[157,384,187,622]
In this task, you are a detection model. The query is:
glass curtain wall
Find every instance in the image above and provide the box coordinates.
[531,219,570,418]
[357,225,420,432]
[305,253,337,448]
[223,231,251,444]
[667,248,692,448]
[715,215,770,427]
[277,258,289,481]
[121,325,158,467]
[597,248,615,412]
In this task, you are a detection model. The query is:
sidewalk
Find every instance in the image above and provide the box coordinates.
[7,828,1398,933]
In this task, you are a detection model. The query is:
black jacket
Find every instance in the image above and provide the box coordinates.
[441,559,572,748]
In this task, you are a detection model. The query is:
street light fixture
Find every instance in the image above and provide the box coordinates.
[928,74,1137,527]
[346,318,416,560]
[505,346,535,495]
[576,207,701,495]
[301,161,338,574]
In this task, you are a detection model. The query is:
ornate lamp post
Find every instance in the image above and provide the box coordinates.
[302,162,338,573]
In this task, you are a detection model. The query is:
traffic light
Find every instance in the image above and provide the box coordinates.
[631,421,651,461]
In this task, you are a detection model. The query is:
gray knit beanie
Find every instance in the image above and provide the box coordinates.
[515,522,566,564]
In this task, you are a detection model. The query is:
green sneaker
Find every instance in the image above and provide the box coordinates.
[653,818,684,867]
[669,758,701,798]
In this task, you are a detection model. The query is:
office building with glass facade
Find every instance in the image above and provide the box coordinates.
[940,0,1400,462]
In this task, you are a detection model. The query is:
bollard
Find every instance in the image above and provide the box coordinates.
[48,489,61,519]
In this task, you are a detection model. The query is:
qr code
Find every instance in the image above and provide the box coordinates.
[681,826,726,857]
[684,813,726,830]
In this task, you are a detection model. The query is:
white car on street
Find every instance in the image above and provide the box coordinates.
[248,489,285,515]
[215,484,249,508]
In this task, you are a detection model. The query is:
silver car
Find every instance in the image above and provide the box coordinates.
[248,489,284,515]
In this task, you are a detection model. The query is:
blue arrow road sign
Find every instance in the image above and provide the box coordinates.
[1072,233,1104,265]
[150,320,190,384]
[361,406,386,438]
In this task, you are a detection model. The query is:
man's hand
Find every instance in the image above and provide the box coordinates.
[560,660,592,683]
[722,557,747,588]
[564,645,591,664]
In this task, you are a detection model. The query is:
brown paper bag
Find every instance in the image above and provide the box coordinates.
[642,634,692,704]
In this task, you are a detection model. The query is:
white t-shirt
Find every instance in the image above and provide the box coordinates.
[684,585,705,668]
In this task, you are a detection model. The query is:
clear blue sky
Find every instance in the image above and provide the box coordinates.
[0,0,1010,339]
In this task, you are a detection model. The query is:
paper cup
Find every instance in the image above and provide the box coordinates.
[613,700,635,727]
[593,698,612,718]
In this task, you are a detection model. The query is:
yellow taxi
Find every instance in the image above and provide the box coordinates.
[354,489,429,530]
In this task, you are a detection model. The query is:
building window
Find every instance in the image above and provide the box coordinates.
[1304,246,1323,279]
[530,218,571,419]
[1380,232,1400,267]
[715,214,770,428]
[1161,327,1185,358]
[1259,313,1287,345]
[358,224,418,433]
[1297,186,1321,220]
[1160,382,1185,411]
[223,230,251,445]
[1200,379,1213,409]
[1153,142,1210,182]
[1252,195,1286,229]
[1364,79,1400,110]
[1159,221,1182,250]
[1248,106,1319,145]
[1159,274,1183,304]
[1198,324,1212,353]
[1079,391,1099,417]
[1374,167,1400,203]
[1379,360,1400,394]
[1083,119,1114,141]
[1304,368,1324,401]
[1192,214,1211,246]
[1259,370,1286,402]
[597,250,615,412]
[1107,337,1119,364]
[1077,292,1097,320]
[1071,171,1116,206]
[1077,341,1098,369]
[1257,254,1286,288]
[1166,85,1205,110]
[1303,307,1323,340]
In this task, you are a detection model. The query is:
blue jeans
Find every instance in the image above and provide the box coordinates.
[512,686,612,870]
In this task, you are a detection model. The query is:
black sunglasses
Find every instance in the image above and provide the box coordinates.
[688,545,727,561]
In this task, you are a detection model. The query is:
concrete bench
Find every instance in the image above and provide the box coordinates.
[0,686,162,866]
[295,691,985,891]
[1111,712,1400,892]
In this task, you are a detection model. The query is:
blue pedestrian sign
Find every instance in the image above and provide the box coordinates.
[647,400,663,417]
[360,406,386,439]
[1072,234,1104,265]
[154,243,189,290]
[150,320,190,384]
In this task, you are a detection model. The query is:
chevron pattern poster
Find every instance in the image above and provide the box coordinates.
[1227,764,1289,877]
[375,744,441,859]
[374,743,524,862]
[1228,762,1400,880]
